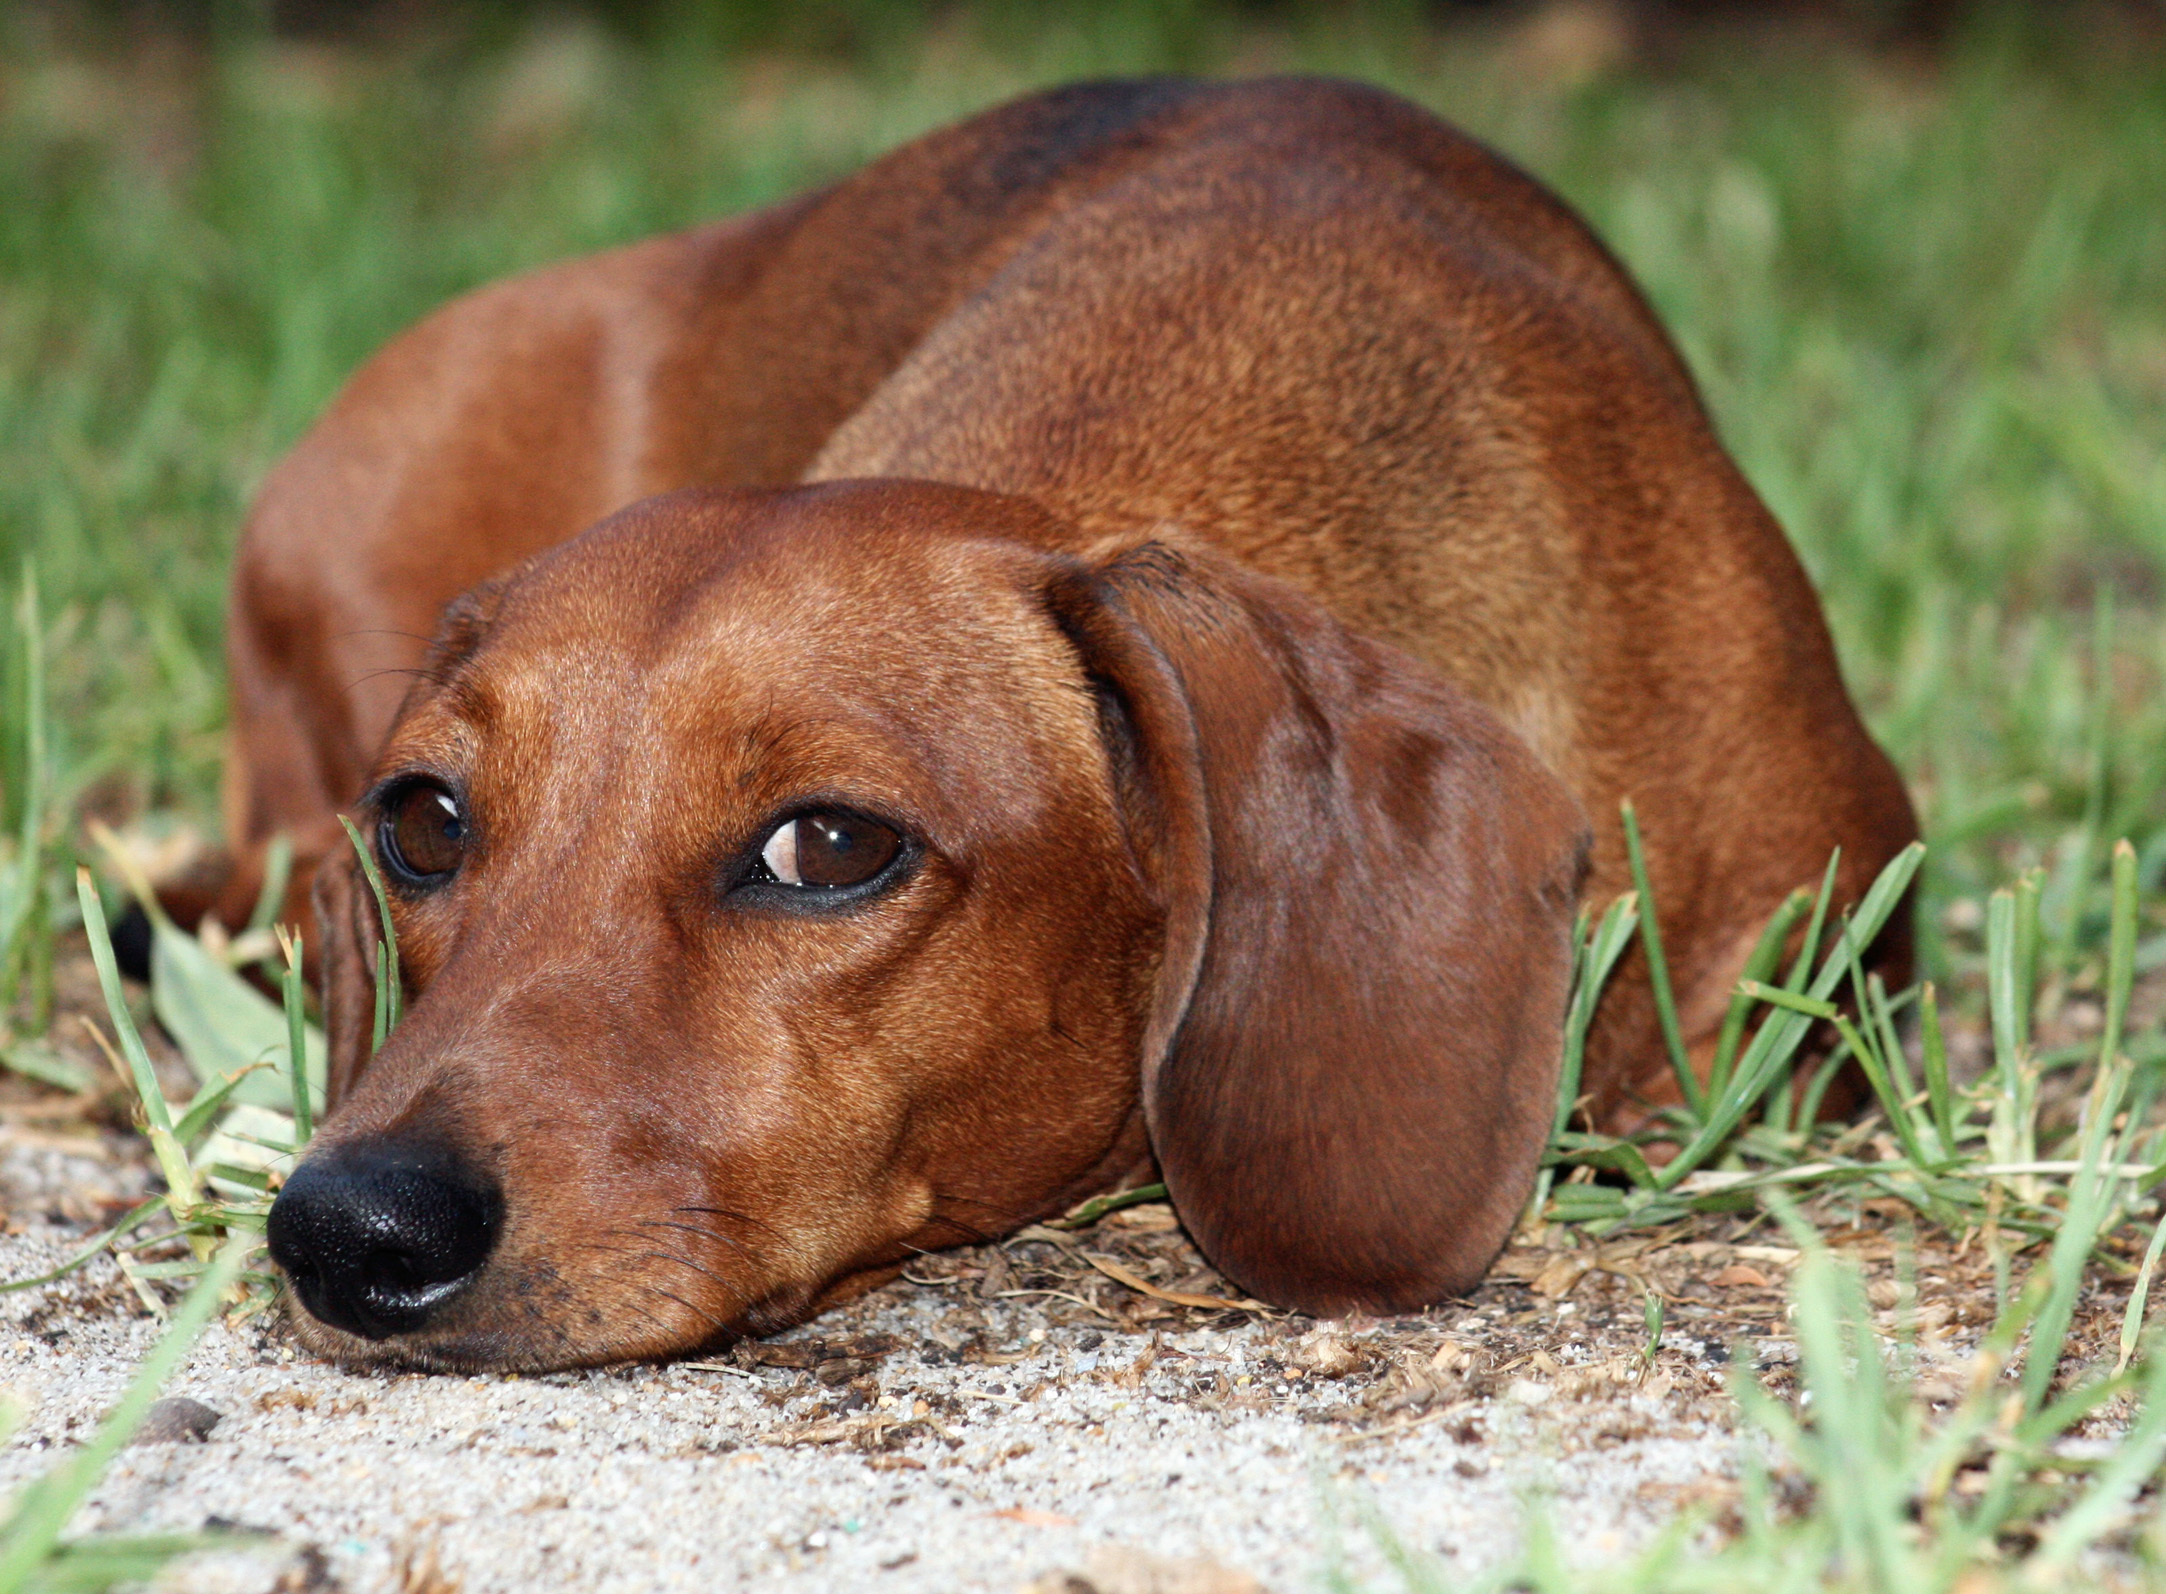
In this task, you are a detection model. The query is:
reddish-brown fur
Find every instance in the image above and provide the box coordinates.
[206,78,1915,1370]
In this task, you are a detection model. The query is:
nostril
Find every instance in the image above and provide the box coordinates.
[268,1139,499,1340]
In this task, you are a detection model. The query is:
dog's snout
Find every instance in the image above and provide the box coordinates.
[267,1140,499,1340]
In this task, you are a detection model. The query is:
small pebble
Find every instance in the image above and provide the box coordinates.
[129,1396,222,1445]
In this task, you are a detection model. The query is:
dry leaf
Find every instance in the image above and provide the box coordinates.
[1531,1253,1594,1298]
[989,1506,1077,1527]
[1710,1264,1772,1289]
[1290,1328,1365,1378]
[1427,1341,1472,1375]
[1105,1204,1182,1233]
[1083,1253,1268,1312]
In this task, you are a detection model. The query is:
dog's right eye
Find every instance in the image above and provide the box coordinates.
[379,782,466,885]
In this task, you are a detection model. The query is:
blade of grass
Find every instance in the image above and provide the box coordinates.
[0,1197,165,1294]
[0,567,54,1028]
[1784,851,1843,990]
[1048,1183,1168,1230]
[339,816,401,1048]
[1919,982,1956,1158]
[244,832,293,936]
[2119,1213,2166,1376]
[1865,972,1914,1108]
[73,870,197,1216]
[1621,801,1701,1117]
[2098,840,2137,1074]
[277,926,312,1144]
[169,1063,271,1147]
[1558,893,1640,1142]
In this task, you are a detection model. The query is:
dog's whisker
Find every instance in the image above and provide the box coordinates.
[638,1282,734,1339]
[557,1236,741,1343]
[636,1218,755,1255]
[670,1205,783,1241]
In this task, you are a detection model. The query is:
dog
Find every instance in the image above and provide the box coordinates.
[190,77,1918,1371]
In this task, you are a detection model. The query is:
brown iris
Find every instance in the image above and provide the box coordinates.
[759,811,901,888]
[379,781,465,883]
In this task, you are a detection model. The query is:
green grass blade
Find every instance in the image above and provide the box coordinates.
[1784,851,1843,991]
[2100,840,2137,1074]
[2119,1213,2166,1376]
[169,1063,271,1148]
[372,951,390,1055]
[2013,870,2042,1028]
[1621,801,1701,1117]
[339,816,402,1044]
[148,914,323,1110]
[1048,1183,1168,1230]
[73,871,195,1210]
[0,1198,166,1294]
[1658,843,1923,1186]
[280,929,312,1145]
[1865,973,1913,1107]
[0,567,52,1020]
[1557,893,1639,1141]
[245,833,293,936]
[1919,982,1956,1157]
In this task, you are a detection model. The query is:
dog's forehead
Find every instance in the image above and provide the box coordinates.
[400,484,1096,801]
[480,488,1068,702]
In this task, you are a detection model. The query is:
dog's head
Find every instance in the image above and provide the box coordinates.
[266,482,1587,1370]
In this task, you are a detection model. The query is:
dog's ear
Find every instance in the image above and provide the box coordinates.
[312,841,382,1109]
[1045,542,1589,1315]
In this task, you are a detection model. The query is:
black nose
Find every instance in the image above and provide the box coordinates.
[267,1139,499,1340]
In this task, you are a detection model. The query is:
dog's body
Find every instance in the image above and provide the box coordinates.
[225,79,1914,1370]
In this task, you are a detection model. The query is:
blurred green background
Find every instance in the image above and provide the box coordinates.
[2,0,2163,981]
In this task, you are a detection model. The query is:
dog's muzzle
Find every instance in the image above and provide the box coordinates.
[267,1138,500,1339]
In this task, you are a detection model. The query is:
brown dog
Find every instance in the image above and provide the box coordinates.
[221,78,1914,1371]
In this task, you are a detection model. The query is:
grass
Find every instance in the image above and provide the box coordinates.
[0,2,2160,1589]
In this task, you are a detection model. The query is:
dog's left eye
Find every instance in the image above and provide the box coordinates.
[758,812,901,889]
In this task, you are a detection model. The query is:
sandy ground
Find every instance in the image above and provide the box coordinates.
[7,958,2150,1594]
[0,1116,1778,1594]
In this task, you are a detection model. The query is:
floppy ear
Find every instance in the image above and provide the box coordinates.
[1045,542,1589,1316]
[312,841,382,1109]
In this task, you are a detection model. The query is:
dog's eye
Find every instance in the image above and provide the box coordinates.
[380,782,465,883]
[758,812,901,889]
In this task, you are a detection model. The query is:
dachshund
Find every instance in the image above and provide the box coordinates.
[183,76,1918,1370]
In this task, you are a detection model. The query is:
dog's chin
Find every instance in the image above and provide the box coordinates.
[274,1260,912,1374]
[280,1300,672,1374]
[277,1283,747,1374]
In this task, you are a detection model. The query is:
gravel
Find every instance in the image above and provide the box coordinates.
[0,1120,1747,1594]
